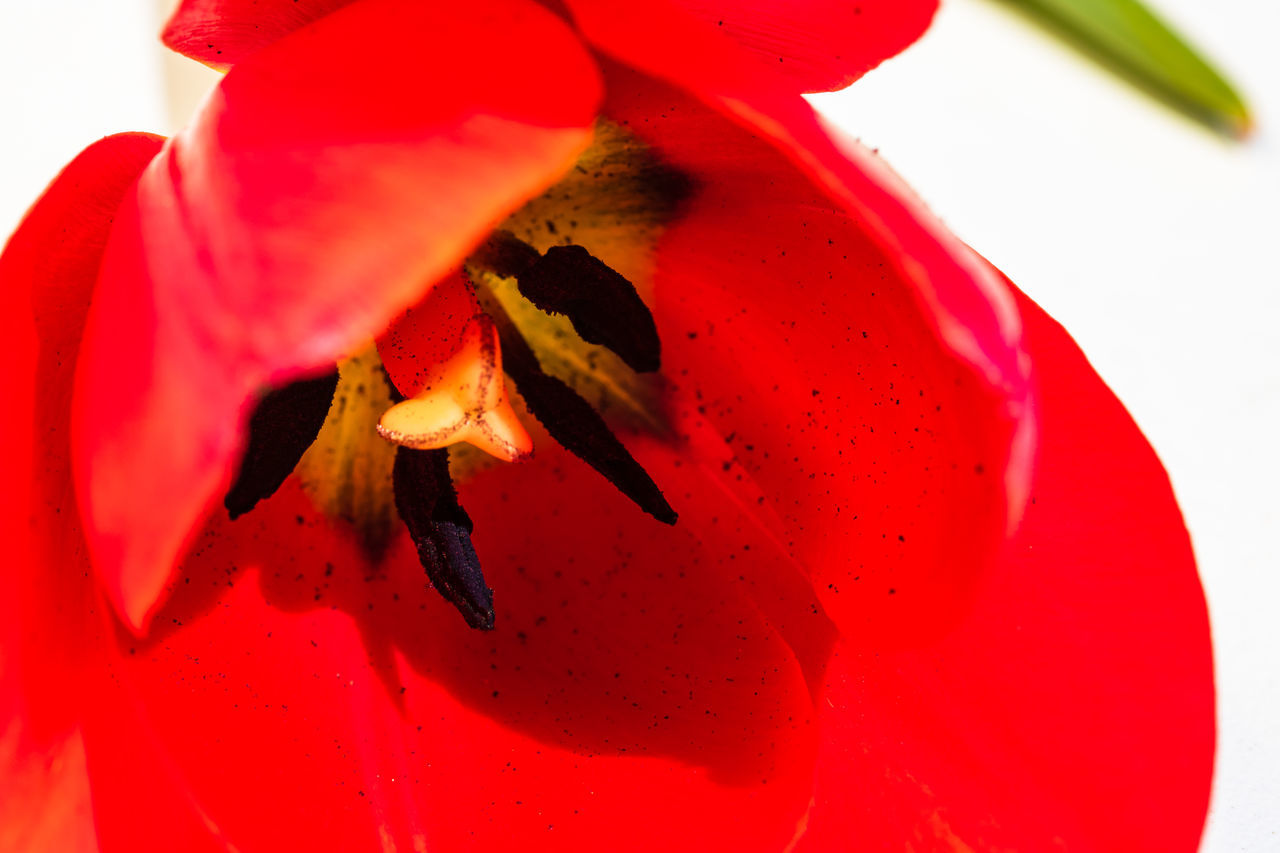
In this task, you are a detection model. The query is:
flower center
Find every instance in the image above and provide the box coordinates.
[222,120,692,630]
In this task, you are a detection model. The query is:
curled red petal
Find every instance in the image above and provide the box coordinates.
[1,131,160,740]
[570,0,938,93]
[97,434,820,850]
[162,0,358,69]
[73,0,602,633]
[0,132,162,852]
[798,289,1213,850]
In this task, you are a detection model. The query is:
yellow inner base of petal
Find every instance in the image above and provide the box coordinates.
[297,346,399,561]
[468,119,689,435]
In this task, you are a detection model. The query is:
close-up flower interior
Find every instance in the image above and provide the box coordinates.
[4,0,1271,850]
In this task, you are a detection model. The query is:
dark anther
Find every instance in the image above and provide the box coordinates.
[471,230,541,279]
[510,371,677,524]
[392,446,495,631]
[482,294,677,526]
[517,244,662,374]
[225,369,340,519]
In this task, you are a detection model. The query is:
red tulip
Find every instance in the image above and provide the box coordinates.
[1,0,1212,850]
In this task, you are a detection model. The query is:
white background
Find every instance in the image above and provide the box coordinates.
[1,1,1274,849]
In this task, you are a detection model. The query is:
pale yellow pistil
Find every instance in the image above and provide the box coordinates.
[376,313,533,462]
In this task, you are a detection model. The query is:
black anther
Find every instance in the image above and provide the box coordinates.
[517,244,661,374]
[392,446,495,631]
[483,295,677,526]
[225,369,339,520]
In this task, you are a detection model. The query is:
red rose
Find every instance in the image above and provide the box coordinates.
[1,1,1212,850]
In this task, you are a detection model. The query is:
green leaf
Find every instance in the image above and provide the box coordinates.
[999,0,1251,137]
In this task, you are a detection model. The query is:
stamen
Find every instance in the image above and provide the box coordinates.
[481,292,678,526]
[471,230,540,279]
[516,243,661,374]
[470,232,662,374]
[377,313,533,462]
[225,369,339,519]
[392,446,494,630]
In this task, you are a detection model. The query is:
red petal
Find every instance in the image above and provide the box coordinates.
[587,67,1028,646]
[798,290,1213,850]
[0,135,162,852]
[80,683,234,853]
[164,0,934,88]
[163,0,358,69]
[577,7,1032,477]
[73,0,602,632]
[96,439,820,850]
[569,0,937,93]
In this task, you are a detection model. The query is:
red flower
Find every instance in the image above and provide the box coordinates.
[1,1,1212,850]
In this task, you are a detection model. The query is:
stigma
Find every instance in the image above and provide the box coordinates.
[375,313,533,463]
